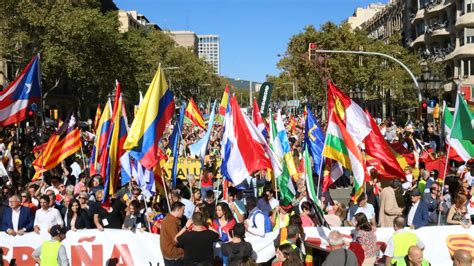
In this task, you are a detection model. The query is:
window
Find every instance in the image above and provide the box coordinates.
[466,28,474,44]
[460,30,465,46]
[470,59,474,76]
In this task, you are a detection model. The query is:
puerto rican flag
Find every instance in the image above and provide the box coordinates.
[0,55,41,126]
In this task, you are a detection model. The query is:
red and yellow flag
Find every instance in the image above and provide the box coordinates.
[32,113,82,181]
[218,85,230,116]
[93,104,101,133]
[185,97,205,129]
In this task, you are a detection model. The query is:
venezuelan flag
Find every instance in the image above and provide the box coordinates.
[90,100,112,177]
[124,66,175,169]
[185,97,205,129]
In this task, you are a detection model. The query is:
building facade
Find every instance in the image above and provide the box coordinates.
[405,0,474,101]
[347,3,386,30]
[361,0,405,43]
[168,31,199,54]
[118,10,160,33]
[198,35,220,75]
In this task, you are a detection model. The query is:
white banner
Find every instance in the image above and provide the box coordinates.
[304,225,474,266]
[1,229,163,265]
[2,226,472,265]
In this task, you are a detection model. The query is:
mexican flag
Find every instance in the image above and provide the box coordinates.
[443,99,474,161]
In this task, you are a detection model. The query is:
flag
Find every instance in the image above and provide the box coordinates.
[103,81,128,197]
[120,152,156,198]
[327,80,371,145]
[443,101,474,161]
[32,112,82,180]
[322,159,344,192]
[450,93,474,140]
[219,85,230,116]
[91,100,112,177]
[252,98,268,138]
[220,96,272,186]
[93,104,102,133]
[303,146,317,201]
[364,110,405,179]
[185,97,205,129]
[305,107,325,177]
[323,112,369,200]
[0,55,41,126]
[170,103,185,188]
[189,100,217,162]
[269,110,296,205]
[124,66,175,169]
[276,110,298,177]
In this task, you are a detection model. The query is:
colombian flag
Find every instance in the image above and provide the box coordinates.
[90,100,112,177]
[104,81,128,197]
[219,85,230,116]
[185,97,205,129]
[124,66,175,169]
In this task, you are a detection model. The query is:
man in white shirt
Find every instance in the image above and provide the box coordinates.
[346,193,376,226]
[34,195,64,233]
[384,216,425,265]
[406,188,429,229]
[1,195,34,235]
[244,196,266,238]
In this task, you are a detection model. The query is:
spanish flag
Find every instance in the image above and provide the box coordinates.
[124,66,175,169]
[93,104,101,133]
[32,112,82,180]
[218,85,230,116]
[185,97,205,129]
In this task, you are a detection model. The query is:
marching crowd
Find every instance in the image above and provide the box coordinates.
[0,115,473,266]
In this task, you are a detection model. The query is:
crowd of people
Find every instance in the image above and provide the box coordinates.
[0,114,473,266]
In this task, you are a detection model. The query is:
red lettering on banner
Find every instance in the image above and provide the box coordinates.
[12,246,35,265]
[71,244,103,266]
[1,247,9,265]
[109,244,134,265]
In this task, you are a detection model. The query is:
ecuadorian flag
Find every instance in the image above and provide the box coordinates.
[124,66,175,169]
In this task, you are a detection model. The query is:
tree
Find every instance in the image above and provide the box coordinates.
[272,23,420,114]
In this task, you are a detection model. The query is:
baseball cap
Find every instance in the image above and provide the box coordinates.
[50,225,68,237]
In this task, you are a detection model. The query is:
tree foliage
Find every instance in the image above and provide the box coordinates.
[0,0,224,117]
[271,23,421,110]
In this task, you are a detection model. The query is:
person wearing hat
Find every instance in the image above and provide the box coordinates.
[406,189,429,229]
[32,224,69,266]
[379,180,404,227]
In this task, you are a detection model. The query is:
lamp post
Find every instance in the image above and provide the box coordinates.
[417,64,442,120]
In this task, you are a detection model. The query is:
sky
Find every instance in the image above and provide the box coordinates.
[114,0,387,83]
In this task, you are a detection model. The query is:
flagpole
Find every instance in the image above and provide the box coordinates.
[161,174,171,212]
[80,143,87,174]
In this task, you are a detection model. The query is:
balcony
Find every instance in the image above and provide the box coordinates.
[410,34,426,48]
[445,43,474,60]
[455,12,474,29]
[411,9,425,24]
[419,44,455,61]
[425,0,451,15]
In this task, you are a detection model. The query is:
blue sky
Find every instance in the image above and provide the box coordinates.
[114,0,386,83]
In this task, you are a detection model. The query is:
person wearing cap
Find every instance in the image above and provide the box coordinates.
[32,224,69,266]
[406,189,429,229]
[379,180,404,227]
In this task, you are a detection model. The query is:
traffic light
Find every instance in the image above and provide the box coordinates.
[308,42,317,61]
[421,102,428,109]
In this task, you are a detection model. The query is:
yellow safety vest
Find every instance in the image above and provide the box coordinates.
[40,240,61,266]
[273,212,290,232]
[391,232,418,263]
[394,257,430,266]
[417,180,426,195]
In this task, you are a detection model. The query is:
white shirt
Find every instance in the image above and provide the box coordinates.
[180,198,195,220]
[11,207,21,231]
[407,200,420,226]
[34,207,64,232]
[348,203,376,221]
[269,198,279,210]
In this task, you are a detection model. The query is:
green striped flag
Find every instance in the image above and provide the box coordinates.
[443,101,474,161]
[450,93,474,140]
[269,110,295,205]
[303,146,317,201]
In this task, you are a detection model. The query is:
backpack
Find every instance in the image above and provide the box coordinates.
[251,210,272,233]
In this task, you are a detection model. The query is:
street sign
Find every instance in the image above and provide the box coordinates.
[287,100,300,107]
